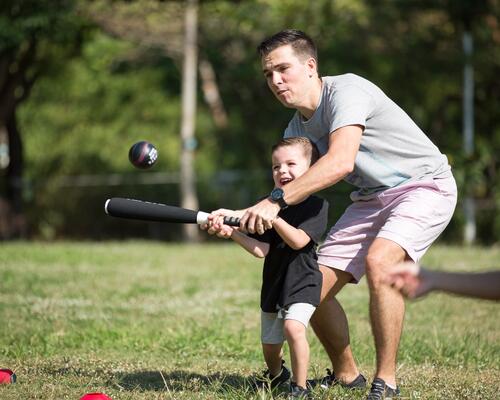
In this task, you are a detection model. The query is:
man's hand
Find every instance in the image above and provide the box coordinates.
[239,197,280,235]
[385,262,433,299]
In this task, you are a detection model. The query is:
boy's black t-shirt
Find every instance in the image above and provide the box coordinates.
[251,195,329,313]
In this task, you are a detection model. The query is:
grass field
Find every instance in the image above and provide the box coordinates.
[0,242,499,399]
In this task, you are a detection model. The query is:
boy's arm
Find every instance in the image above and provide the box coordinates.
[231,229,270,258]
[272,217,311,250]
[202,213,270,258]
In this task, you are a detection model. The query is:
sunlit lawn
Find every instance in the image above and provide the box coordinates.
[1,242,499,399]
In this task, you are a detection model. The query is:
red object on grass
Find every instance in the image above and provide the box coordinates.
[0,368,16,384]
[80,393,112,400]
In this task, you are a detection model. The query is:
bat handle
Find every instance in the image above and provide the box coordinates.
[223,216,241,227]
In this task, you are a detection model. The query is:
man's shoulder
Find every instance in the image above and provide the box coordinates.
[323,73,378,92]
[323,73,366,84]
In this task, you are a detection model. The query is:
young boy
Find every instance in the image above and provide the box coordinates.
[206,137,329,399]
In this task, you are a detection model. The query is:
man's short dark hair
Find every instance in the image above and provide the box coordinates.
[257,29,318,62]
[272,137,320,165]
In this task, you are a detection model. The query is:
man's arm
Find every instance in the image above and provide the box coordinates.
[240,124,363,233]
[281,124,363,204]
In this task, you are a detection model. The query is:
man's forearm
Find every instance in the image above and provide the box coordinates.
[283,153,351,205]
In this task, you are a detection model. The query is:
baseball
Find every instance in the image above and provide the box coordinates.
[128,141,158,169]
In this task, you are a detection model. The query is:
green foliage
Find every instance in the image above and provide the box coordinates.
[19,32,217,238]
[22,33,183,176]
[9,0,500,241]
[0,0,82,51]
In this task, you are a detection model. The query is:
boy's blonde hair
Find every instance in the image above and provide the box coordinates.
[271,137,320,165]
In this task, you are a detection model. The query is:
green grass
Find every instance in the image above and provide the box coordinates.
[0,242,499,399]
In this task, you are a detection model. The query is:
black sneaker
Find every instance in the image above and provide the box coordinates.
[308,368,367,389]
[366,378,400,400]
[289,381,312,399]
[254,359,291,390]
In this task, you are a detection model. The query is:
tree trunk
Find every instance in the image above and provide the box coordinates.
[0,113,26,239]
[180,0,199,242]
[0,40,37,239]
[199,58,228,129]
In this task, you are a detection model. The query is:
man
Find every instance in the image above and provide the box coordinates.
[236,29,457,399]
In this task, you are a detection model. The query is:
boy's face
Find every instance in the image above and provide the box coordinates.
[272,144,310,188]
[261,44,316,109]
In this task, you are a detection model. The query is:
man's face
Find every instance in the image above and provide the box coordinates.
[271,144,310,188]
[261,44,316,109]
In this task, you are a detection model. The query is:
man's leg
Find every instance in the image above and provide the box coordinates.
[365,238,407,387]
[310,265,360,383]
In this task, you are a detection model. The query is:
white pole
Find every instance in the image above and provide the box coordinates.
[180,0,199,242]
[462,31,476,244]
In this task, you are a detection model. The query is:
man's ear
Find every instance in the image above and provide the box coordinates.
[306,57,318,76]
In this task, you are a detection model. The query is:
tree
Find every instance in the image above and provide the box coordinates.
[82,0,227,241]
[0,0,85,238]
[12,0,500,242]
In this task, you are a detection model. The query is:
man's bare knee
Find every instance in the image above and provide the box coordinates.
[366,253,386,287]
[366,239,407,288]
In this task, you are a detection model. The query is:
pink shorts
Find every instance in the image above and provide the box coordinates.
[317,175,457,283]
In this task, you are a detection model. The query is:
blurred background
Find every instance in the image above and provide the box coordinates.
[0,0,498,243]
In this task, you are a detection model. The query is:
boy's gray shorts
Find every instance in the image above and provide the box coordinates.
[261,303,316,345]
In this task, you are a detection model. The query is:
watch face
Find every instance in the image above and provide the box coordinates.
[270,188,284,201]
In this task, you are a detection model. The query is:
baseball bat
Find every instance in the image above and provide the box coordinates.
[104,197,241,226]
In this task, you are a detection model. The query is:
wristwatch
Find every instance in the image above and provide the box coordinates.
[269,187,288,210]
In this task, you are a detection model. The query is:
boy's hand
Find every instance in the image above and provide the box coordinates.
[200,209,236,239]
[210,214,234,239]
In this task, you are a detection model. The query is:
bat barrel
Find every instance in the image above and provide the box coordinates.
[105,197,198,224]
[105,197,241,226]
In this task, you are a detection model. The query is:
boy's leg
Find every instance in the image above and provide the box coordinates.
[261,343,284,376]
[260,311,289,386]
[284,319,309,388]
[310,266,360,383]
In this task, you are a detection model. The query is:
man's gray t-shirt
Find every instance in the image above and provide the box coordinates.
[284,73,451,201]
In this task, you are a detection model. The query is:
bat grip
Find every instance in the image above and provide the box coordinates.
[223,216,241,227]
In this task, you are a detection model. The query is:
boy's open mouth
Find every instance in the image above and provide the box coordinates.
[280,178,293,185]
